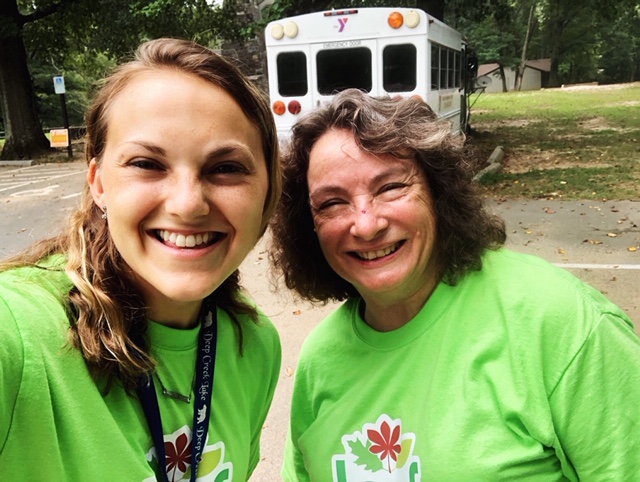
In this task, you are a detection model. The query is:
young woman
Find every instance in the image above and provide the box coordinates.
[270,89,640,481]
[0,38,281,482]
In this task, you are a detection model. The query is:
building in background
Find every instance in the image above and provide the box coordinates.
[478,59,550,93]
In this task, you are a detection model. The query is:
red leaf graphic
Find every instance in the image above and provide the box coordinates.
[164,432,192,481]
[367,420,401,473]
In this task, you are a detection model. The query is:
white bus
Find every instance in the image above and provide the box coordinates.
[265,7,474,142]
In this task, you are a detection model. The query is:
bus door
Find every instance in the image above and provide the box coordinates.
[269,44,311,140]
[309,38,380,107]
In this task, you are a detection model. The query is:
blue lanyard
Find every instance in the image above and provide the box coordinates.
[137,301,218,482]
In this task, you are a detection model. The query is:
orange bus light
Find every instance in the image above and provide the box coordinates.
[388,12,404,29]
[273,101,286,115]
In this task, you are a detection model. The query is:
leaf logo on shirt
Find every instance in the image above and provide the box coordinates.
[331,414,421,482]
[143,426,233,481]
[368,420,402,472]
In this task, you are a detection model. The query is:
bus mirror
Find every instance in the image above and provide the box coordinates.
[467,55,478,78]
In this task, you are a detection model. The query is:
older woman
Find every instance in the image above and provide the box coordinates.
[270,89,640,481]
[0,38,281,481]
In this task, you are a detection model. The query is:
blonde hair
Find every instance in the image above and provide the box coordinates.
[1,38,281,392]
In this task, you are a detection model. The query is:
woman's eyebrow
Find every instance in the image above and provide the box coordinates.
[203,144,252,161]
[122,141,166,157]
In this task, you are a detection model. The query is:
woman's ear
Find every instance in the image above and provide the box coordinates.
[87,158,105,208]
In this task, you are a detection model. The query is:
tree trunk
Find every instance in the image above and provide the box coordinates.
[543,0,584,88]
[0,10,52,160]
[498,64,509,92]
[548,43,562,87]
[515,4,537,91]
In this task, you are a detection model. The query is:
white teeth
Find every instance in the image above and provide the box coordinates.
[357,242,400,260]
[157,230,215,248]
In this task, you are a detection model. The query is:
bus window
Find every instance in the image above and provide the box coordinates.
[277,51,308,96]
[439,47,448,89]
[317,47,372,95]
[383,44,417,92]
[455,51,461,88]
[448,49,455,88]
[431,43,439,90]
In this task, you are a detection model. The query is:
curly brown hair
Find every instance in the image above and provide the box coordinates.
[269,88,505,303]
[0,38,281,392]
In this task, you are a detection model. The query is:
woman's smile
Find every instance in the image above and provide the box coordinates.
[154,229,224,249]
[351,240,404,261]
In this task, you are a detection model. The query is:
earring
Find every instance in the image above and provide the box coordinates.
[101,206,107,220]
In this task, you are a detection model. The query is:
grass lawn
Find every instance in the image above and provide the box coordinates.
[468,82,640,201]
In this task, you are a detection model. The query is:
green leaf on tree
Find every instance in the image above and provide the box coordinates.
[347,439,383,472]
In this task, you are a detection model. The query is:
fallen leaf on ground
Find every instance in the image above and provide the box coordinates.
[285,367,294,377]
[584,239,603,245]
[629,246,638,252]
[293,309,302,315]
[607,232,618,237]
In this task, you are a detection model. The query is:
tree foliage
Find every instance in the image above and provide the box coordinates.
[2,0,638,158]
[0,0,247,159]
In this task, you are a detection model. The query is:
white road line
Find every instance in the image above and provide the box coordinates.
[61,192,82,199]
[557,263,640,270]
[0,181,35,193]
[0,170,85,193]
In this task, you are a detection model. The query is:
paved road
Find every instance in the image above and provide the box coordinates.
[0,161,87,257]
[1,162,639,480]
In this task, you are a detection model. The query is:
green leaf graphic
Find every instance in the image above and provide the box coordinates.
[396,438,413,469]
[183,447,222,479]
[198,447,222,477]
[348,439,383,471]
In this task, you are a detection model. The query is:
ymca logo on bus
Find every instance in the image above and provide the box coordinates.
[336,17,349,32]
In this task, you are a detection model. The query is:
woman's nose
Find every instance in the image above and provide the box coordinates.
[349,197,388,240]
[165,174,210,220]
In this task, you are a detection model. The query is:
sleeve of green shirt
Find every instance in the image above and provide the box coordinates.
[0,292,24,453]
[282,428,311,482]
[549,311,640,480]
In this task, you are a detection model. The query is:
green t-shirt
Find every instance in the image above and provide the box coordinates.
[283,249,640,482]
[0,259,281,481]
